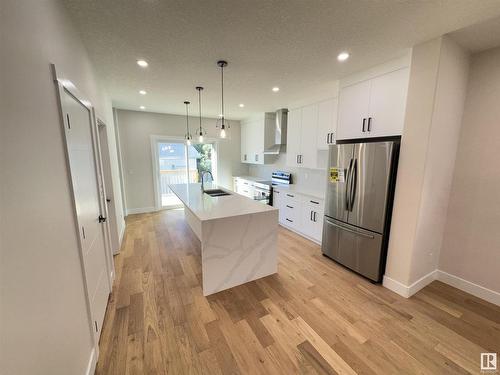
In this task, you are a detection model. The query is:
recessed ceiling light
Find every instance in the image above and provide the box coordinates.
[139,90,147,95]
[239,103,245,108]
[137,59,148,67]
[140,105,146,110]
[337,52,349,62]
[272,87,280,92]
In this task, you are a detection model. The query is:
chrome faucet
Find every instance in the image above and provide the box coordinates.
[200,171,214,191]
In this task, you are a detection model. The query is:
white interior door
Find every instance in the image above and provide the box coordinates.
[62,89,110,342]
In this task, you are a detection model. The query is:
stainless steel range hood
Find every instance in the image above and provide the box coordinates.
[263,108,288,154]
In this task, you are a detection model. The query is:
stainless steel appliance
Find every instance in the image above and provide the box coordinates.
[321,138,400,282]
[249,171,292,205]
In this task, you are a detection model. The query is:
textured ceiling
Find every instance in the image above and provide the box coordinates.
[63,0,500,120]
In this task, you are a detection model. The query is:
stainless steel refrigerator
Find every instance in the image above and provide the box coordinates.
[321,139,400,282]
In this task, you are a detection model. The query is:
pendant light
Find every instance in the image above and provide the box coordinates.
[216,60,230,138]
[196,86,206,143]
[183,101,192,145]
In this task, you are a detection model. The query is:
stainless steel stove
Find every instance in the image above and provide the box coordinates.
[251,172,292,205]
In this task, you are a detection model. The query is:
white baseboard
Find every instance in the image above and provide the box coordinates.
[85,348,97,375]
[126,206,156,215]
[437,270,500,307]
[383,275,411,297]
[383,270,438,298]
[384,269,500,307]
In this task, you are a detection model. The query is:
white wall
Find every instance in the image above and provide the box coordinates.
[439,46,500,296]
[384,36,470,294]
[0,0,121,373]
[115,109,248,213]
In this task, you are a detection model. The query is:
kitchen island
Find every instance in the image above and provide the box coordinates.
[169,183,278,296]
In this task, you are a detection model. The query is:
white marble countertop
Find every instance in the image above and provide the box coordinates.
[169,183,277,221]
[272,184,325,200]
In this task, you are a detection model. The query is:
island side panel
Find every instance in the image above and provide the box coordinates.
[184,205,202,240]
[201,210,278,296]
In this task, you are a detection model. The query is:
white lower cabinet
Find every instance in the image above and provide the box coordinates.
[300,198,324,242]
[274,188,324,243]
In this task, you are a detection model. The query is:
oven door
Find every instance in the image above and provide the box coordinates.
[253,187,271,205]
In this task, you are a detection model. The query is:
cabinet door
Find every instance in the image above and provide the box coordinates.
[337,80,370,140]
[301,198,324,242]
[240,123,247,162]
[300,103,318,169]
[253,120,265,164]
[272,190,285,224]
[242,124,247,160]
[367,68,409,137]
[317,98,338,150]
[286,108,301,167]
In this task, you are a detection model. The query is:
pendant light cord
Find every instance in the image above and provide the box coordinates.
[221,64,224,125]
[198,88,202,132]
[184,101,190,136]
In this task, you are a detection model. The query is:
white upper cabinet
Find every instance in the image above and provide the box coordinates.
[316,98,338,150]
[337,79,371,140]
[367,68,409,137]
[337,67,409,140]
[299,104,318,169]
[240,121,248,162]
[286,108,302,167]
[240,113,275,164]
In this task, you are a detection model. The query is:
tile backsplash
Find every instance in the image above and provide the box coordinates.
[247,154,328,197]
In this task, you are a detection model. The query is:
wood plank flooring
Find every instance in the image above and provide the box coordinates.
[96,209,500,374]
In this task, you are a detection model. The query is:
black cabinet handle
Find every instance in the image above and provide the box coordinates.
[310,200,319,204]
[367,117,372,132]
[286,194,294,197]
[310,210,313,221]
[286,205,293,209]
[362,118,366,132]
[313,212,317,222]
[286,218,293,223]
[326,133,330,144]
[274,190,280,194]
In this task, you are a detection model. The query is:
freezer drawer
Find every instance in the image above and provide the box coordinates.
[321,216,384,282]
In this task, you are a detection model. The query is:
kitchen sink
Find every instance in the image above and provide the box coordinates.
[204,189,231,197]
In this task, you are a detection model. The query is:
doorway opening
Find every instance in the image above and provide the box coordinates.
[155,139,217,209]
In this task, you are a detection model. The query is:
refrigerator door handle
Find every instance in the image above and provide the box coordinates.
[349,159,358,211]
[324,218,375,239]
[345,159,353,211]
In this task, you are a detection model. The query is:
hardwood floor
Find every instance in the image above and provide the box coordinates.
[96,209,500,374]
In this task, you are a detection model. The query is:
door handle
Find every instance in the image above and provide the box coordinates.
[98,215,107,223]
[345,159,353,210]
[362,118,366,132]
[349,159,358,211]
[367,117,372,132]
[324,218,374,239]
